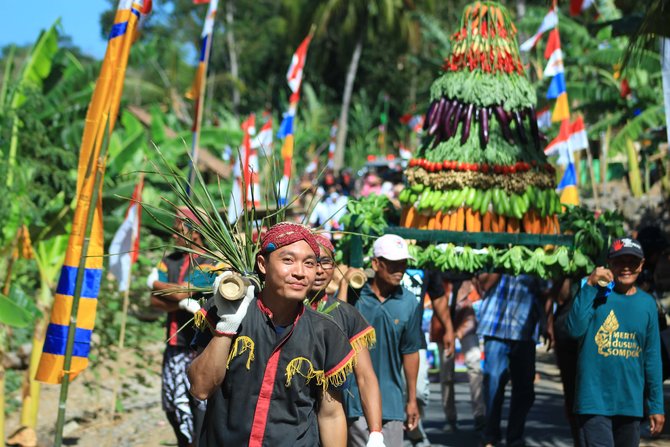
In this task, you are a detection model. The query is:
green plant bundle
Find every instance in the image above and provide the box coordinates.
[140,148,297,293]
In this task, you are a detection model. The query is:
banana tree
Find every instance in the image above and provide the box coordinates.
[0,283,38,442]
[521,9,667,197]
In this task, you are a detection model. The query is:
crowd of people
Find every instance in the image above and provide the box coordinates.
[146,194,669,446]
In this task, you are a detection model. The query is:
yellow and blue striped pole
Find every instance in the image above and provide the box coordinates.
[31,1,149,445]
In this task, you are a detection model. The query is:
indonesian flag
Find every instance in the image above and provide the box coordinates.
[545,117,589,164]
[251,114,273,157]
[286,34,312,93]
[228,115,257,223]
[520,8,558,52]
[570,0,595,16]
[108,177,144,292]
[327,122,337,169]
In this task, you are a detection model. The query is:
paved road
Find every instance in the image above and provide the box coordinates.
[408,351,670,447]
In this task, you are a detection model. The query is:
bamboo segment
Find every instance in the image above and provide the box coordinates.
[218,272,251,301]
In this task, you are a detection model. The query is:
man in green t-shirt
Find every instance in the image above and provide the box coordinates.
[567,237,665,446]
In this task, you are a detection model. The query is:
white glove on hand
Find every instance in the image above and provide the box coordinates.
[178,297,201,314]
[366,431,385,447]
[147,267,159,289]
[212,272,255,336]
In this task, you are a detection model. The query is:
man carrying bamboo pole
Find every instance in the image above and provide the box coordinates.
[189,222,354,446]
[147,207,219,447]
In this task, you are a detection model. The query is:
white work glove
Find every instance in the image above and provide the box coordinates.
[366,431,385,447]
[147,267,159,289]
[178,297,201,314]
[212,271,255,336]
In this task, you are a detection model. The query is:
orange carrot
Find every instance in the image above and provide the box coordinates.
[441,212,451,231]
[434,211,443,230]
[474,211,482,232]
[428,215,436,230]
[507,217,520,233]
[498,214,506,232]
[446,211,455,231]
[553,214,561,235]
[530,210,539,234]
[483,211,493,232]
[465,208,475,232]
[417,214,429,230]
[455,207,465,231]
[400,206,409,227]
[522,212,533,234]
[405,207,417,228]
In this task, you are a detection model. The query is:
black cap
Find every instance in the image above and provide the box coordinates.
[607,237,644,259]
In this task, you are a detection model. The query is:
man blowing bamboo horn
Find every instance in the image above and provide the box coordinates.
[188,222,355,446]
[309,234,386,447]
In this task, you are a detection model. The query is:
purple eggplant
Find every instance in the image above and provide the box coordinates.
[423,101,436,131]
[443,99,459,138]
[480,106,490,148]
[449,102,464,138]
[528,106,541,151]
[461,104,474,145]
[494,105,514,144]
[440,99,455,137]
[513,111,528,144]
[428,97,446,136]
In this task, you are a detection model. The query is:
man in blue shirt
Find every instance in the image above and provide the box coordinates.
[477,273,550,447]
[567,237,664,446]
[345,234,424,447]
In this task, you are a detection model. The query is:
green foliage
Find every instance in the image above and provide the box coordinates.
[335,194,396,262]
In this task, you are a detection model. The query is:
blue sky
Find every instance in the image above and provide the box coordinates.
[0,1,110,59]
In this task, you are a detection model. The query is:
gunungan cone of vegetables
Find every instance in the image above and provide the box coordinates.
[398,1,561,236]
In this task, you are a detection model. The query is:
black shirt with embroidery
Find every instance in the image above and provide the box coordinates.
[312,295,376,354]
[194,298,355,447]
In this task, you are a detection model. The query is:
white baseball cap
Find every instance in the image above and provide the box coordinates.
[373,234,414,261]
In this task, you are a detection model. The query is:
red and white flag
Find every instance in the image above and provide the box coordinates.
[108,178,144,292]
[520,8,558,52]
[545,117,589,164]
[251,114,273,157]
[286,34,312,93]
[327,122,337,169]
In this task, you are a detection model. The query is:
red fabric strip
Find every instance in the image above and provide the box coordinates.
[249,348,281,446]
[349,326,374,344]
[325,348,355,377]
[168,312,178,346]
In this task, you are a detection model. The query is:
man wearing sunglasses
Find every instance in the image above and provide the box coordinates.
[567,237,665,446]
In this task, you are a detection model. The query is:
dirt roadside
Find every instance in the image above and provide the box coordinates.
[5,341,178,447]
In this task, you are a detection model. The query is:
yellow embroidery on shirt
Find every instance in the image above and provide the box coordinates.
[285,357,323,387]
[227,336,255,369]
[595,310,641,359]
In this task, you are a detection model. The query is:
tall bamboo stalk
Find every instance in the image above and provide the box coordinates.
[53,123,110,447]
[626,138,644,197]
[188,1,217,191]
[109,274,132,417]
